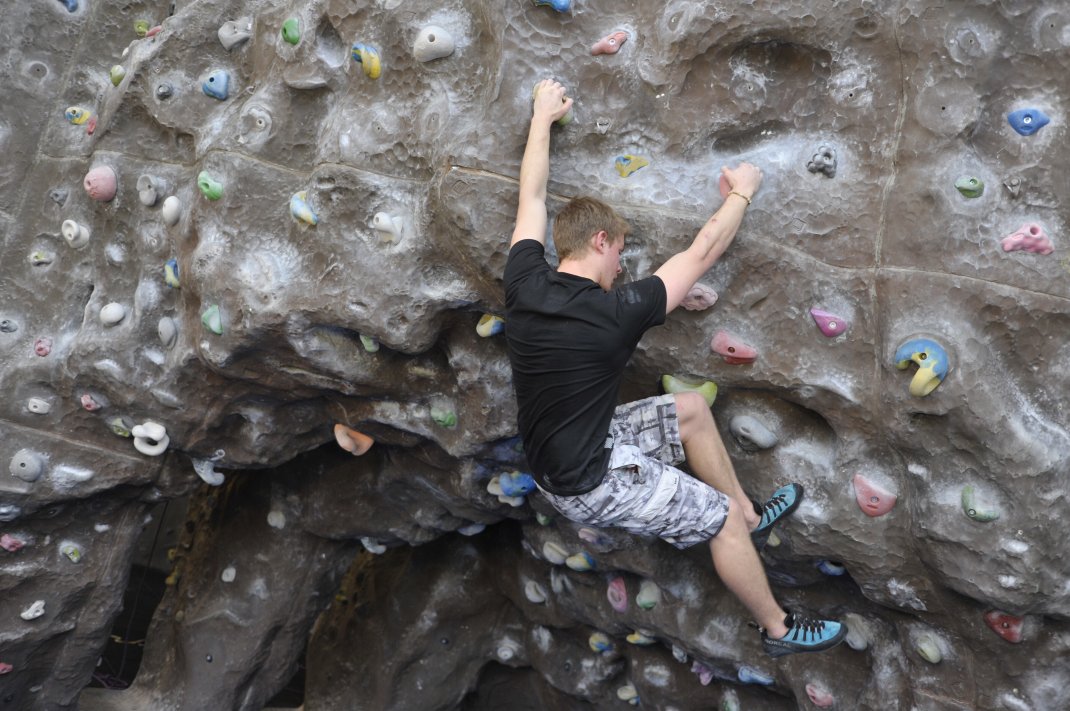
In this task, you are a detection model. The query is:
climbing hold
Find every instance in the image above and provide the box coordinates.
[289,191,318,225]
[430,404,456,428]
[155,83,173,100]
[853,473,897,517]
[281,18,301,45]
[218,18,253,51]
[615,155,649,178]
[566,551,595,571]
[496,639,521,662]
[535,512,554,526]
[1003,176,1022,198]
[589,632,614,654]
[499,470,536,497]
[161,196,182,225]
[810,307,849,337]
[477,314,505,338]
[134,19,150,37]
[660,375,717,407]
[163,258,180,288]
[9,450,45,483]
[29,250,54,266]
[954,176,984,198]
[202,70,231,100]
[61,219,90,249]
[59,542,82,563]
[542,541,568,565]
[49,187,69,206]
[691,660,715,686]
[626,630,656,645]
[1001,222,1053,255]
[983,610,1024,643]
[591,30,629,56]
[107,416,133,437]
[359,335,379,353]
[894,337,949,396]
[616,683,639,705]
[636,579,660,609]
[737,665,774,685]
[27,397,52,414]
[413,26,455,62]
[20,600,46,621]
[0,505,22,523]
[532,82,574,125]
[158,316,178,348]
[915,632,942,663]
[595,117,611,134]
[524,580,547,604]
[533,0,571,11]
[84,166,117,202]
[681,283,718,311]
[807,145,837,178]
[56,0,77,11]
[1,534,25,552]
[192,456,225,486]
[146,25,162,37]
[805,683,835,708]
[137,175,163,206]
[607,576,628,612]
[197,171,223,201]
[334,424,374,456]
[350,43,381,79]
[0,662,11,674]
[371,212,403,243]
[34,337,52,356]
[961,485,1000,522]
[729,415,778,451]
[1007,108,1050,136]
[0,320,15,333]
[361,537,386,554]
[132,421,169,456]
[710,330,757,364]
[456,523,485,536]
[816,560,846,576]
[81,393,105,411]
[842,613,871,650]
[64,106,93,126]
[577,527,612,547]
[201,304,223,334]
[109,65,126,86]
[100,302,127,326]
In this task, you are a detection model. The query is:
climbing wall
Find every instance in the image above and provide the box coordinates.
[2,0,1069,709]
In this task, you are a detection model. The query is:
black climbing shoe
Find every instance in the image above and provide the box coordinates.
[761,611,847,658]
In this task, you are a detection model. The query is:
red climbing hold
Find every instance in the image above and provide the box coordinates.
[983,610,1024,643]
[853,473,897,517]
[710,330,757,364]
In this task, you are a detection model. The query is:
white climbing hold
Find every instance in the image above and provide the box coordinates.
[413,26,455,62]
[100,302,127,326]
[496,639,520,661]
[21,600,46,621]
[221,566,237,583]
[524,580,547,604]
[541,541,568,565]
[267,511,286,529]
[192,457,225,486]
[161,196,182,226]
[9,450,45,482]
[218,17,253,51]
[26,396,52,415]
[157,316,178,349]
[361,537,386,554]
[61,219,90,249]
[137,174,163,206]
[132,421,169,456]
[371,212,404,244]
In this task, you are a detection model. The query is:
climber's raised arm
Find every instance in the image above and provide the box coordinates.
[654,162,762,314]
[510,79,573,248]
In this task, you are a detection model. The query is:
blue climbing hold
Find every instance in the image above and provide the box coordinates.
[498,471,536,497]
[737,666,774,686]
[203,70,230,100]
[816,560,846,576]
[894,337,949,397]
[533,0,571,11]
[1007,108,1050,136]
[58,0,78,11]
[164,258,180,288]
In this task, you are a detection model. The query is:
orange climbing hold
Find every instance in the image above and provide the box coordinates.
[334,424,374,456]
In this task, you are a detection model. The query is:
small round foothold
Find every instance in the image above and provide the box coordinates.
[413,25,455,62]
[61,219,91,249]
[197,172,223,200]
[615,155,649,178]
[371,212,403,243]
[81,393,104,411]
[49,188,69,206]
[429,404,456,428]
[588,632,613,653]
[476,314,505,337]
[137,175,163,206]
[351,43,382,79]
[34,337,52,357]
[60,542,82,563]
[10,449,45,482]
[27,397,52,414]
[894,337,949,396]
[281,18,301,45]
[201,304,223,334]
[202,70,231,100]
[218,18,253,51]
[84,166,118,202]
[158,316,178,348]
[134,19,150,37]
[591,30,630,56]
[954,176,985,198]
[164,258,180,288]
[1007,108,1050,136]
[807,145,838,178]
[155,83,173,100]
[289,191,318,225]
[109,65,126,86]
[132,421,169,456]
[636,579,660,609]
[616,683,639,705]
[100,302,126,326]
[29,250,55,266]
[0,319,16,333]
[161,196,182,225]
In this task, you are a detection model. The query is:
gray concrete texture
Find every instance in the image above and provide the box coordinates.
[1,0,1068,709]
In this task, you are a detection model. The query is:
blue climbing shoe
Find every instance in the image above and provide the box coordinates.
[750,483,803,549]
[762,611,847,658]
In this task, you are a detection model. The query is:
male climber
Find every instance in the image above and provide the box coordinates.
[503,79,846,657]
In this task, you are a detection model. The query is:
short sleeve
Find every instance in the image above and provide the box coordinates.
[615,275,667,343]
[504,239,549,306]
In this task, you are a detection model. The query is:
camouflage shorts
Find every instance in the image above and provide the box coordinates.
[540,394,729,549]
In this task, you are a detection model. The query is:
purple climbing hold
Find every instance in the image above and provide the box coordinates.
[810,307,848,337]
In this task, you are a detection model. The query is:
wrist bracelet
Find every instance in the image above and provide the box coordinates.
[728,191,752,206]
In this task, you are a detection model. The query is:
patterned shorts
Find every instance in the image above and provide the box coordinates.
[539,394,730,549]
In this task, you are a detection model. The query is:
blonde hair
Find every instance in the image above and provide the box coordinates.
[552,197,629,260]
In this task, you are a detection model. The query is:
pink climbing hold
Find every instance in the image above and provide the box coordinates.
[691,660,715,686]
[0,662,12,675]
[681,283,718,311]
[591,30,629,55]
[607,576,628,613]
[810,307,848,337]
[711,330,757,364]
[81,393,103,411]
[983,610,1024,643]
[146,25,163,37]
[853,473,897,517]
[34,337,52,357]
[1001,223,1053,255]
[805,683,835,708]
[1,534,25,552]
[84,166,118,202]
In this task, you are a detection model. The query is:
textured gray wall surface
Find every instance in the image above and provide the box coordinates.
[1,0,1069,709]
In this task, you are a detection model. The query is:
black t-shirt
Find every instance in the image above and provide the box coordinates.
[504,239,667,495]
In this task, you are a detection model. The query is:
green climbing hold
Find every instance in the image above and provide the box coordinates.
[661,374,717,407]
[201,304,223,334]
[107,416,132,438]
[961,485,999,522]
[430,405,456,428]
[197,171,223,200]
[134,19,150,37]
[955,176,984,198]
[109,65,126,86]
[281,18,301,45]
[61,543,82,563]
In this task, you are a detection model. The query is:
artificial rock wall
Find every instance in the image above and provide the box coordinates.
[1,0,1069,709]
